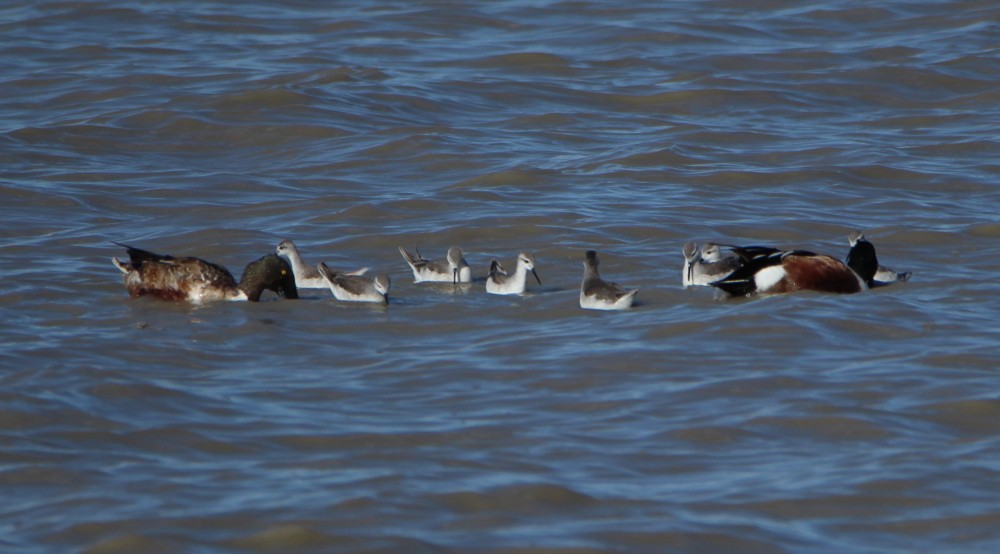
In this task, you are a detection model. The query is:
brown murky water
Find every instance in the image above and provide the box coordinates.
[3,1,1000,552]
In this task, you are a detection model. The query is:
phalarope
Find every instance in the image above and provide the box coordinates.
[580,250,637,310]
[276,239,368,289]
[848,231,911,286]
[682,242,743,287]
[112,242,298,303]
[317,262,390,304]
[399,246,471,283]
[700,243,731,263]
[485,252,541,295]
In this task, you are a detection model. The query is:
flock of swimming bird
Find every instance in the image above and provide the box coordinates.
[111,231,910,310]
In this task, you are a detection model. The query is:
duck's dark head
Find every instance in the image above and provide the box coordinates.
[845,233,879,287]
[239,254,299,301]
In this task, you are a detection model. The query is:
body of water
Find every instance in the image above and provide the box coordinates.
[2,1,999,552]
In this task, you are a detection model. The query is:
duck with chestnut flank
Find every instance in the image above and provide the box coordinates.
[709,238,877,297]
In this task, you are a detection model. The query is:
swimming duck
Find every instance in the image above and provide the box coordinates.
[112,242,298,303]
[399,246,471,283]
[710,239,877,297]
[580,250,637,310]
[486,252,541,295]
[848,231,911,286]
[275,239,368,289]
[316,262,390,304]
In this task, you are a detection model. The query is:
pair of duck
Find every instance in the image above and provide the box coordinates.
[681,232,911,295]
[111,231,908,309]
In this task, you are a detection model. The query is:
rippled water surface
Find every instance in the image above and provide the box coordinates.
[3,1,1000,552]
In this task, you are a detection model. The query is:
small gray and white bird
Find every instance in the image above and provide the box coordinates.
[486,252,541,295]
[399,246,471,283]
[276,239,367,289]
[316,263,389,305]
[580,250,637,310]
[681,242,742,287]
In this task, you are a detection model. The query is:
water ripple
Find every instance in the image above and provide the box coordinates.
[3,0,1000,552]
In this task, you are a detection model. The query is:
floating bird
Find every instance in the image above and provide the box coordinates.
[699,243,729,263]
[710,239,877,297]
[682,242,744,287]
[112,242,297,303]
[580,250,637,310]
[316,263,389,304]
[848,231,911,286]
[486,253,541,295]
[276,239,368,289]
[399,246,471,283]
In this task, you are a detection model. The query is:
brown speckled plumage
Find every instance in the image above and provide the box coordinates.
[112,242,297,303]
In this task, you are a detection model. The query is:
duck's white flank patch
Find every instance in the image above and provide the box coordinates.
[754,265,787,292]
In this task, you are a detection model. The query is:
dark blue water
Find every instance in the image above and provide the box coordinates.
[2,1,999,552]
